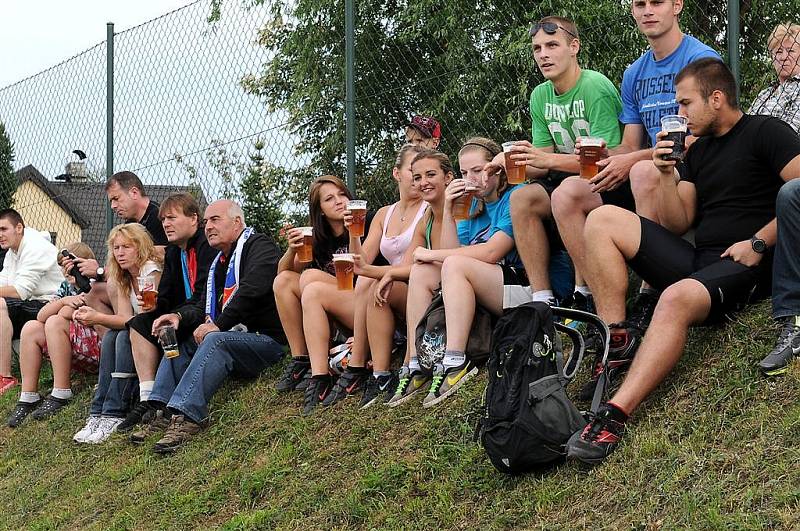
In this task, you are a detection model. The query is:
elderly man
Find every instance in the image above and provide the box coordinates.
[130,200,286,453]
[0,209,64,395]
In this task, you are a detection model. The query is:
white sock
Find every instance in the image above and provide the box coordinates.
[139,380,155,402]
[531,289,554,303]
[19,391,40,403]
[443,350,466,369]
[373,371,391,379]
[575,285,592,296]
[409,357,421,372]
[51,388,73,400]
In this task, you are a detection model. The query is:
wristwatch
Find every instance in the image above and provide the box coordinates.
[96,266,105,281]
[750,237,767,254]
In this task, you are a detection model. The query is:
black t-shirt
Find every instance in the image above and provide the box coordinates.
[684,114,800,251]
[311,211,388,274]
[131,200,168,246]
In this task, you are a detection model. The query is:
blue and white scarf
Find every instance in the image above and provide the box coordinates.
[205,227,255,320]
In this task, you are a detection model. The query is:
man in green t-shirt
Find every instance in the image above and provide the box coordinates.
[487,16,627,305]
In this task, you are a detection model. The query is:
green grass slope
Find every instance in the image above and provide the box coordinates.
[1,302,798,530]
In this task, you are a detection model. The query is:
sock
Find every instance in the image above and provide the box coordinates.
[639,286,658,296]
[409,357,421,372]
[531,289,554,303]
[443,350,466,369]
[347,365,368,374]
[312,373,332,383]
[295,355,311,363]
[373,370,391,379]
[19,391,40,403]
[606,401,630,422]
[139,381,154,402]
[51,388,73,400]
[575,285,592,296]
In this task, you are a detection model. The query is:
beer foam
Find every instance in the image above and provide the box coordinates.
[333,253,354,263]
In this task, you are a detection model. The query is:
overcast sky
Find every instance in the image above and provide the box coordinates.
[0,0,198,88]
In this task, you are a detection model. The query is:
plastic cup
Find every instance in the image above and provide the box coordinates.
[347,200,367,237]
[333,253,355,290]
[157,325,179,359]
[502,141,526,184]
[297,226,313,263]
[660,115,688,162]
[579,137,605,179]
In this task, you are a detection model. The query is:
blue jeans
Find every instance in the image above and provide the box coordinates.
[89,330,138,418]
[549,249,575,302]
[773,179,800,318]
[149,331,284,424]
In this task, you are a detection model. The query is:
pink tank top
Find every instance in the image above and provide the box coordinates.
[380,201,427,265]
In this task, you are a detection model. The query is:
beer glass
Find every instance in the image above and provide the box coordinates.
[452,177,479,221]
[157,325,179,359]
[137,274,157,312]
[333,253,355,290]
[297,226,313,263]
[579,137,604,179]
[660,115,688,162]
[502,141,526,184]
[347,200,368,237]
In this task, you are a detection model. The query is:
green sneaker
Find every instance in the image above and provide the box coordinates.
[386,366,430,408]
[422,361,478,408]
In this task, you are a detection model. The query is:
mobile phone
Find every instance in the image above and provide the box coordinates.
[61,249,92,293]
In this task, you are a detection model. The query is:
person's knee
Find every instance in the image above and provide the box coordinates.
[21,319,43,339]
[629,160,660,199]
[56,305,73,319]
[354,276,374,297]
[273,270,297,295]
[511,184,550,219]
[585,204,626,234]
[409,263,438,289]
[440,255,471,281]
[44,314,68,334]
[654,281,707,322]
[300,280,328,305]
[551,177,588,219]
[299,269,329,292]
[777,178,800,212]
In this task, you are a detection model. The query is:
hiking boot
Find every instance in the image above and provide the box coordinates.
[566,403,627,465]
[423,361,478,408]
[130,409,172,444]
[117,401,155,433]
[360,372,398,409]
[84,416,124,444]
[153,414,204,454]
[0,375,18,396]
[627,290,659,332]
[577,323,640,402]
[295,371,311,391]
[759,316,800,376]
[31,395,71,421]
[73,416,101,443]
[386,366,430,408]
[321,368,369,407]
[302,375,332,416]
[7,399,41,428]
[275,357,311,392]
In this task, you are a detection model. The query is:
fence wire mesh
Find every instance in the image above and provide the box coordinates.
[0,0,797,262]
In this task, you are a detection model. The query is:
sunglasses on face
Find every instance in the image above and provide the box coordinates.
[529,21,578,39]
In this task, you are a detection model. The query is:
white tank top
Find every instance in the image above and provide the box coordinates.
[380,201,428,265]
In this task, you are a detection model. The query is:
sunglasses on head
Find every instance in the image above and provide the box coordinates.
[529,21,578,39]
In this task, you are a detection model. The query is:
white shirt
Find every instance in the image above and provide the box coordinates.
[0,229,64,301]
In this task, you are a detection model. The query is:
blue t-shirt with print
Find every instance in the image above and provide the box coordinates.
[456,185,522,268]
[620,35,720,147]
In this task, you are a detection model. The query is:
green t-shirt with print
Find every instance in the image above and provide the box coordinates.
[529,69,623,154]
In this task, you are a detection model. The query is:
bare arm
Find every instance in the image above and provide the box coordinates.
[652,131,696,234]
[440,180,464,249]
[414,230,514,265]
[277,227,309,274]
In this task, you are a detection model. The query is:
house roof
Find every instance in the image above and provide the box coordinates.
[15,165,207,262]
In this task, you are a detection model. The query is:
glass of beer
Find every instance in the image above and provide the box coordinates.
[333,253,355,291]
[502,141,526,184]
[579,137,605,179]
[297,226,313,263]
[347,200,367,237]
[452,177,479,221]
[157,325,179,359]
[137,274,157,311]
[660,115,688,162]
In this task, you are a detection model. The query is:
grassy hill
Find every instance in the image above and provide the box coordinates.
[1,302,798,530]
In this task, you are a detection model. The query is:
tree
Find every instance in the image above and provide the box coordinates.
[0,122,15,210]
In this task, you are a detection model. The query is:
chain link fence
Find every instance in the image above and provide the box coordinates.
[0,0,797,262]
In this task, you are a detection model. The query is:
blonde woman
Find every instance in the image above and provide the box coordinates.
[750,23,800,133]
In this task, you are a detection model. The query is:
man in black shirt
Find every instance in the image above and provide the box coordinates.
[566,59,800,465]
[134,200,286,453]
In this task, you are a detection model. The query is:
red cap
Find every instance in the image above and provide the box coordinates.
[408,115,442,139]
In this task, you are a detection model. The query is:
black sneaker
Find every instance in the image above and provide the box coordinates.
[567,291,596,314]
[577,323,641,401]
[359,373,398,409]
[759,316,800,376]
[566,403,627,465]
[627,290,659,332]
[321,368,369,407]
[302,375,332,416]
[117,401,155,433]
[275,357,311,392]
[31,395,71,421]
[6,399,41,428]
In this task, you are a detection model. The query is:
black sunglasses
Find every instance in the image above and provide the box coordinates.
[529,21,578,39]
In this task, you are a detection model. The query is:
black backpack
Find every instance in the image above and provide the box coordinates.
[477,302,609,474]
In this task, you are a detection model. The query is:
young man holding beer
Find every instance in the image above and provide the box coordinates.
[116,193,217,433]
[566,59,800,465]
[491,16,624,306]
[132,200,286,453]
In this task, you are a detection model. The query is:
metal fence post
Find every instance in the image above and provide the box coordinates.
[345,0,355,191]
[727,0,741,92]
[106,22,115,234]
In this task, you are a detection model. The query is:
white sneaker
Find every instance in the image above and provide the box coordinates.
[73,415,101,443]
[85,416,123,444]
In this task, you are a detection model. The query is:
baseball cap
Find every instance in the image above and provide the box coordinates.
[408,115,442,139]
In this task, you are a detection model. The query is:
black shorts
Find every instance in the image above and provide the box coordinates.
[500,264,528,286]
[629,217,771,322]
[3,298,46,338]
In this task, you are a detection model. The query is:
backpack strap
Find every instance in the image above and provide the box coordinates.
[553,322,584,380]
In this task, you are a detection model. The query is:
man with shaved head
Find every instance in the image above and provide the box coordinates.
[133,199,286,453]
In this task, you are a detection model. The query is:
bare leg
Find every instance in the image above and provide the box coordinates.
[629,160,662,223]
[404,263,442,364]
[551,177,604,288]
[19,320,46,393]
[0,298,13,377]
[610,280,711,413]
[348,276,375,367]
[302,281,356,376]
[44,314,74,391]
[129,327,160,382]
[441,257,504,352]
[273,270,308,358]
[510,185,553,291]
[366,281,408,372]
